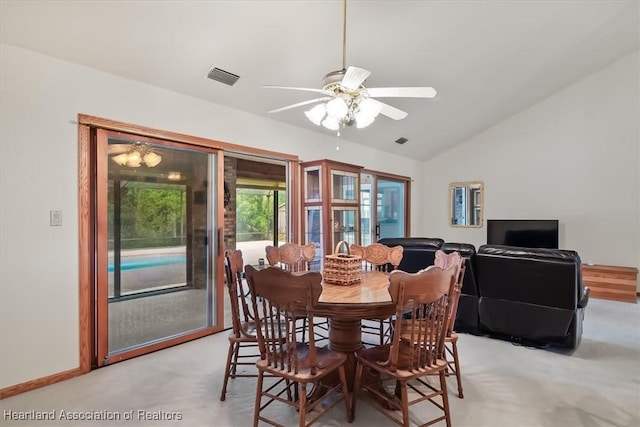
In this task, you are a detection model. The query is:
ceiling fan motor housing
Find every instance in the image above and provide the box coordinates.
[322,69,347,88]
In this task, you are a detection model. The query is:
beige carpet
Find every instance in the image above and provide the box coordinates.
[1,297,639,427]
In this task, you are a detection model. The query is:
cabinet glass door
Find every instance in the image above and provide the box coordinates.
[304,166,322,202]
[331,170,358,203]
[332,206,359,248]
[305,206,323,270]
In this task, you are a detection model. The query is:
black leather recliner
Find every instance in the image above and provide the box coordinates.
[377,237,444,273]
[441,242,481,334]
[475,245,590,349]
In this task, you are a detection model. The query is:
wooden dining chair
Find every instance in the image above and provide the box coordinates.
[265,242,316,273]
[245,265,352,427]
[352,265,457,427]
[434,250,466,399]
[350,242,404,345]
[265,242,329,343]
[220,250,261,401]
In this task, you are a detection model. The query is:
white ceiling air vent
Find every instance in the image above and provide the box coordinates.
[207,67,240,86]
[395,137,408,145]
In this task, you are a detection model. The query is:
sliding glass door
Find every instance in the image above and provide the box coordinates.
[96,129,223,365]
[377,178,406,239]
[361,172,409,245]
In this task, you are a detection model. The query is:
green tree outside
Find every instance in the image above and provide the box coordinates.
[236,188,286,242]
[108,182,286,248]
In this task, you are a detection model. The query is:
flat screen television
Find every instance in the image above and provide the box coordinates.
[487,219,559,249]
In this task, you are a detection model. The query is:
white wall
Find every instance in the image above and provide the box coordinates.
[0,44,426,388]
[422,51,640,271]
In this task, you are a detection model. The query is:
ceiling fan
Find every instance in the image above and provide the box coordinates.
[263,0,437,130]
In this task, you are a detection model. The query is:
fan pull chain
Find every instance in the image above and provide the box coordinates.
[336,130,341,151]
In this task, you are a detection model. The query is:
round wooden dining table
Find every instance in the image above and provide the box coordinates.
[313,271,395,391]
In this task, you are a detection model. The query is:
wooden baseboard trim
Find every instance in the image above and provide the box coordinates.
[0,366,86,399]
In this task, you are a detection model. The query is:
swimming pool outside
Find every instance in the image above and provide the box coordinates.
[108,240,284,272]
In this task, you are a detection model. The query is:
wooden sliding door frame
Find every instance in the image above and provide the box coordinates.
[78,114,300,371]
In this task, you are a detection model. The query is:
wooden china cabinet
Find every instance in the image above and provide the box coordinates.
[301,159,362,270]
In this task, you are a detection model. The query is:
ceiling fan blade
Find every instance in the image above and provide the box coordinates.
[367,87,437,98]
[368,99,408,120]
[268,97,332,114]
[262,85,329,95]
[340,66,371,91]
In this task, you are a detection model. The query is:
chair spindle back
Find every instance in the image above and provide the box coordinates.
[387,266,457,371]
[245,265,322,375]
[224,250,253,336]
[434,250,465,335]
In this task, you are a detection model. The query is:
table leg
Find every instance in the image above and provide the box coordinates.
[329,318,401,411]
[327,318,363,391]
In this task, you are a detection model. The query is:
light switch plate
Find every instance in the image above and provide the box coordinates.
[50,210,62,226]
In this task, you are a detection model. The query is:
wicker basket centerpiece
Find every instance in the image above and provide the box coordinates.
[323,241,362,286]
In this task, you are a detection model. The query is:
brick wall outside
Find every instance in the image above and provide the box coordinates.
[224,157,237,252]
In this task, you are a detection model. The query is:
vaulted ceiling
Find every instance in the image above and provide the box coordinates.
[1,0,638,161]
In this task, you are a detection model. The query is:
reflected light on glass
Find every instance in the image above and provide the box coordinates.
[112,153,129,166]
[143,152,162,167]
[127,151,142,167]
[110,143,162,168]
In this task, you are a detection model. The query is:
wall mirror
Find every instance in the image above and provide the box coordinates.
[449,181,484,227]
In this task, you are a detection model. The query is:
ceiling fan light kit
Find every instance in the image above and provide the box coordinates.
[304,104,326,126]
[264,0,436,133]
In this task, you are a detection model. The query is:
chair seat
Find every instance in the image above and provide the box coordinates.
[445,331,458,343]
[356,344,447,379]
[230,321,290,342]
[227,321,257,342]
[258,344,347,381]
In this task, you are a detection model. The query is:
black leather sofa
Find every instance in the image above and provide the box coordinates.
[377,238,590,349]
[378,238,480,334]
[377,237,444,273]
[475,245,590,349]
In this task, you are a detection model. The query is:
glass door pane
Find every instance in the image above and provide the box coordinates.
[235,187,284,266]
[304,166,322,202]
[331,170,358,202]
[332,206,359,248]
[377,178,405,239]
[100,132,219,361]
[305,206,323,270]
[360,173,373,246]
[361,173,407,243]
